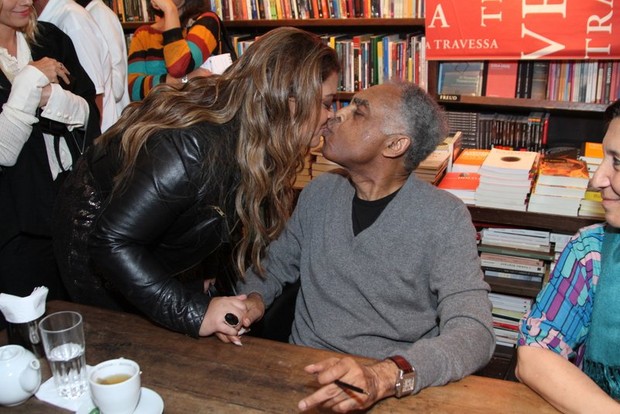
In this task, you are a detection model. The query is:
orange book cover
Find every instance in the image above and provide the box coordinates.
[452,149,491,173]
[537,157,590,187]
[539,157,589,178]
[438,172,481,191]
[584,142,603,158]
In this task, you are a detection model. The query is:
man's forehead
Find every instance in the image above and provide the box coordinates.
[352,85,399,112]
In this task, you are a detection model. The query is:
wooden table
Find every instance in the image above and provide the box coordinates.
[0,301,559,413]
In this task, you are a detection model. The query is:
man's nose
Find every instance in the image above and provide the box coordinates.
[327,116,342,128]
[331,107,352,124]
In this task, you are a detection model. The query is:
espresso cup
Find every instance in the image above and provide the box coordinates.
[89,358,141,414]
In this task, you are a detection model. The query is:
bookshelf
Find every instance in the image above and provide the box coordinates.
[430,61,615,150]
[468,206,602,234]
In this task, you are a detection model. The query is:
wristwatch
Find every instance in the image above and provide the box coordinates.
[387,355,416,398]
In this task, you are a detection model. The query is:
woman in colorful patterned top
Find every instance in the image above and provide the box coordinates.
[517,100,620,413]
[127,0,234,101]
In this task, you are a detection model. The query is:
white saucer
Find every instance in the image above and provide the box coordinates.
[76,387,164,414]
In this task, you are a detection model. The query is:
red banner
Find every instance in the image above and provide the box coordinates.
[425,0,620,60]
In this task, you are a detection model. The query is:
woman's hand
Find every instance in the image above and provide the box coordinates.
[213,292,265,346]
[30,57,70,86]
[150,0,178,16]
[199,295,247,337]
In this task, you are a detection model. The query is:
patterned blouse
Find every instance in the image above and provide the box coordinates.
[518,223,604,367]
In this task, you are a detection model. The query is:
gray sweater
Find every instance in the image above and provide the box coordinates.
[238,172,495,393]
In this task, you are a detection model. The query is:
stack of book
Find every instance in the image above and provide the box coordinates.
[437,131,463,172]
[414,150,450,185]
[478,227,554,297]
[481,251,546,285]
[579,189,605,219]
[549,232,573,272]
[488,292,533,347]
[475,148,539,211]
[528,157,590,216]
[579,142,603,178]
[452,148,490,173]
[479,227,551,253]
[437,172,480,205]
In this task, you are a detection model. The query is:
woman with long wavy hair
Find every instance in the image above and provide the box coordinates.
[52,26,340,337]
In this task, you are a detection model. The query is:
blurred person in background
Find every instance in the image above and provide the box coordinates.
[127,0,235,101]
[0,0,99,327]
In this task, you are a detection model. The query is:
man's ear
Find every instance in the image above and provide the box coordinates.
[383,135,411,158]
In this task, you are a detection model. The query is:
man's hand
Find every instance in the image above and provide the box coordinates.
[298,357,399,412]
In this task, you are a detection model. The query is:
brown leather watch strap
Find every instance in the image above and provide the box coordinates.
[387,355,413,373]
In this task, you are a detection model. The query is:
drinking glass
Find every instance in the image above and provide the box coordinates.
[39,311,88,399]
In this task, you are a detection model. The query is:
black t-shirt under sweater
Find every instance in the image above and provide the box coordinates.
[352,189,400,236]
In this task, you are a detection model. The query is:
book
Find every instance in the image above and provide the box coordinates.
[480,148,539,177]
[452,149,490,173]
[536,157,590,188]
[484,61,518,98]
[438,62,485,96]
[418,149,450,170]
[436,131,463,172]
[484,270,544,283]
[583,142,603,158]
[528,194,581,216]
[533,183,587,199]
[480,252,546,273]
[478,243,554,261]
[489,292,532,311]
[530,61,550,100]
[437,172,480,202]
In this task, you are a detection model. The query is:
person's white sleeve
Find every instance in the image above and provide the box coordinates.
[40,83,89,131]
[104,14,128,102]
[0,65,46,166]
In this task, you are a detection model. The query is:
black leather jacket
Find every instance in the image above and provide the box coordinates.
[54,121,239,337]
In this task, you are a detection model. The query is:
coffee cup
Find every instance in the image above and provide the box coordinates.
[89,358,141,414]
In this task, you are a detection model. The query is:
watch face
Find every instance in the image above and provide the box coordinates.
[403,376,416,392]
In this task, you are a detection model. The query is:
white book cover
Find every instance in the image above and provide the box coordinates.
[481,232,550,248]
[486,227,550,240]
[529,193,581,208]
[480,148,539,176]
[475,199,528,212]
[528,201,579,216]
[533,182,587,199]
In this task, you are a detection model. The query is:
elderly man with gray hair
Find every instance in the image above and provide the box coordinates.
[218,81,495,412]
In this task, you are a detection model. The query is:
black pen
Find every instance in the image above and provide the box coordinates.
[334,379,369,396]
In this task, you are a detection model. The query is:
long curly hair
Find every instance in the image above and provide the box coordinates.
[97,27,340,277]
